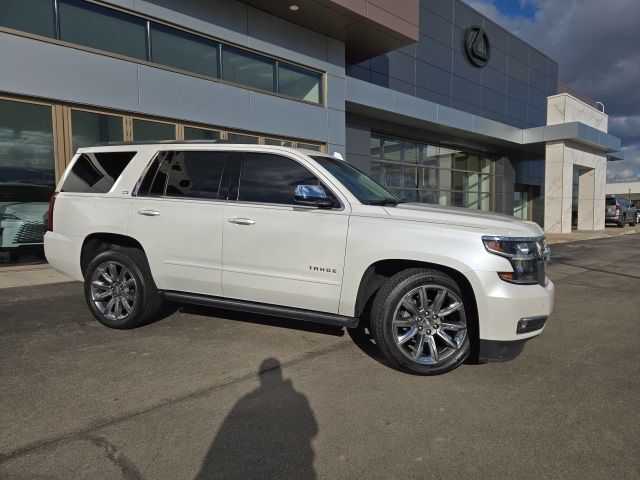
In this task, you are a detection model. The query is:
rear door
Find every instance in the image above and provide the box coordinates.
[605,196,617,218]
[221,152,350,313]
[128,149,230,296]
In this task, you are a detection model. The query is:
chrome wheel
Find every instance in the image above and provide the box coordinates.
[90,261,138,321]
[392,285,467,365]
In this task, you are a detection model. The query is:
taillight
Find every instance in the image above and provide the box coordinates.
[47,193,57,232]
[615,204,620,216]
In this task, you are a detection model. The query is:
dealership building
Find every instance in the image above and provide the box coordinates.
[0,0,624,265]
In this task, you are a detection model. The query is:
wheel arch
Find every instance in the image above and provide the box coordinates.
[354,259,479,359]
[80,233,147,277]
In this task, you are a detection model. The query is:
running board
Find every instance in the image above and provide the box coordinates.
[160,291,359,329]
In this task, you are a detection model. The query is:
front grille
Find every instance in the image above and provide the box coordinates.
[13,221,45,245]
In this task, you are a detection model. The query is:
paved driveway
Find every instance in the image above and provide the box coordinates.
[1,235,639,479]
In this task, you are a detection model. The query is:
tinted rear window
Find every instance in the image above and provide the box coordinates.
[606,197,616,205]
[61,151,136,193]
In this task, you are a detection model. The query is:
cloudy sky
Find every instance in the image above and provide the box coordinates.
[464,0,640,183]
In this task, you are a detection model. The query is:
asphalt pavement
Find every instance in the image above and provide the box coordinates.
[0,235,639,479]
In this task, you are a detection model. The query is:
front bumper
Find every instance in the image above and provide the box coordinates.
[468,270,555,343]
[478,339,530,362]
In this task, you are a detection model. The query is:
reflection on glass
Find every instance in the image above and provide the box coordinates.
[0,99,55,264]
[222,45,275,92]
[151,23,219,78]
[278,64,321,103]
[297,143,322,151]
[227,133,259,144]
[0,0,55,37]
[59,0,147,60]
[370,137,382,158]
[265,138,293,147]
[132,119,176,141]
[184,127,220,141]
[71,110,123,152]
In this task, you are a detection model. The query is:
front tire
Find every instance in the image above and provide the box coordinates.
[370,268,470,375]
[84,248,161,329]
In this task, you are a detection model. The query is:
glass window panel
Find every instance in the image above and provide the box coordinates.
[419,190,439,204]
[383,163,403,187]
[184,127,220,141]
[278,63,321,103]
[71,110,123,152]
[59,0,147,60]
[420,145,439,167]
[165,151,227,199]
[239,153,318,205]
[403,142,418,164]
[383,139,402,162]
[222,45,275,92]
[227,133,259,144]
[150,23,219,78]
[453,152,467,170]
[265,138,293,147]
[419,167,439,189]
[403,189,418,202]
[481,157,492,173]
[0,0,54,37]
[61,151,136,193]
[370,162,383,183]
[0,99,55,264]
[451,191,466,207]
[468,155,479,172]
[370,137,382,158]
[132,119,176,141]
[480,174,491,193]
[453,171,467,190]
[296,143,322,151]
[403,166,417,188]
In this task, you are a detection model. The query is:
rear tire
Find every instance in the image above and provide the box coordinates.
[84,248,161,329]
[630,215,637,227]
[370,268,470,375]
[618,217,625,228]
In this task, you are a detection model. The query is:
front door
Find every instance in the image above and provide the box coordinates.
[222,152,350,314]
[128,149,229,296]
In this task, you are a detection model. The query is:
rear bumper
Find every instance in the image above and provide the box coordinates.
[44,231,83,281]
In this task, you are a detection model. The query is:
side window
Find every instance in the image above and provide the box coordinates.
[238,153,321,205]
[136,152,170,196]
[165,151,227,199]
[61,151,136,193]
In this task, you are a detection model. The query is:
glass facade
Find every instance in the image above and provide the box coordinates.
[71,110,123,151]
[0,99,55,264]
[1,0,323,104]
[370,134,494,210]
[227,133,260,144]
[132,119,176,141]
[0,0,55,38]
[184,127,220,141]
[59,0,148,60]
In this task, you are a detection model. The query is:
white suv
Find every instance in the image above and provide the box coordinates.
[45,143,554,375]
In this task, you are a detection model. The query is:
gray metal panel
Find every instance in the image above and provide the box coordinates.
[416,87,452,106]
[508,57,529,84]
[327,107,346,146]
[507,77,528,101]
[345,122,371,156]
[482,67,507,93]
[420,8,453,47]
[0,33,139,111]
[453,0,482,28]
[437,104,474,131]
[415,35,452,71]
[249,91,328,141]
[482,87,507,115]
[522,126,544,144]
[388,77,416,96]
[508,35,529,63]
[395,90,438,122]
[507,97,527,122]
[473,116,522,143]
[527,106,546,126]
[452,99,483,117]
[327,74,346,111]
[542,124,565,141]
[424,0,453,21]
[488,47,508,73]
[452,75,481,107]
[416,61,451,96]
[133,0,249,48]
[137,65,251,127]
[530,49,547,74]
[528,87,547,108]
[452,52,482,83]
[346,64,371,82]
[481,18,508,52]
[100,0,135,9]
[529,69,547,94]
[386,52,417,84]
[346,77,395,112]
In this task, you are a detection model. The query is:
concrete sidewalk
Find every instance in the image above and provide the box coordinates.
[1,226,638,289]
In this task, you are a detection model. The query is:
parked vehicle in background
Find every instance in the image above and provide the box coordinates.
[45,143,554,375]
[605,195,637,228]
[0,183,53,262]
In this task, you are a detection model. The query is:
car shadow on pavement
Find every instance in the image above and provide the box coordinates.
[176,304,345,337]
[194,358,318,480]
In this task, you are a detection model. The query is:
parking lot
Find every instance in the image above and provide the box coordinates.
[1,234,639,480]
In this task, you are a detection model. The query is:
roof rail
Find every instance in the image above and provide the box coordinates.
[93,139,224,147]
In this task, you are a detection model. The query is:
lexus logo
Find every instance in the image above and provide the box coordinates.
[464,26,491,68]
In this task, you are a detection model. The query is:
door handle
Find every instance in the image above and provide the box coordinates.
[228,217,255,225]
[137,209,161,217]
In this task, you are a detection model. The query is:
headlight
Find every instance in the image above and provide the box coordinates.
[482,236,550,285]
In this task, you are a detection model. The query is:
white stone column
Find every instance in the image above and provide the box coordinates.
[544,142,573,233]
[577,168,596,230]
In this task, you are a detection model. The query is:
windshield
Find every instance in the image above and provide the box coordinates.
[311,156,402,205]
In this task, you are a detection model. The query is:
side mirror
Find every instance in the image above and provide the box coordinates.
[294,185,334,208]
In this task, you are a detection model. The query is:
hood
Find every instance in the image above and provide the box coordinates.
[383,203,544,238]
